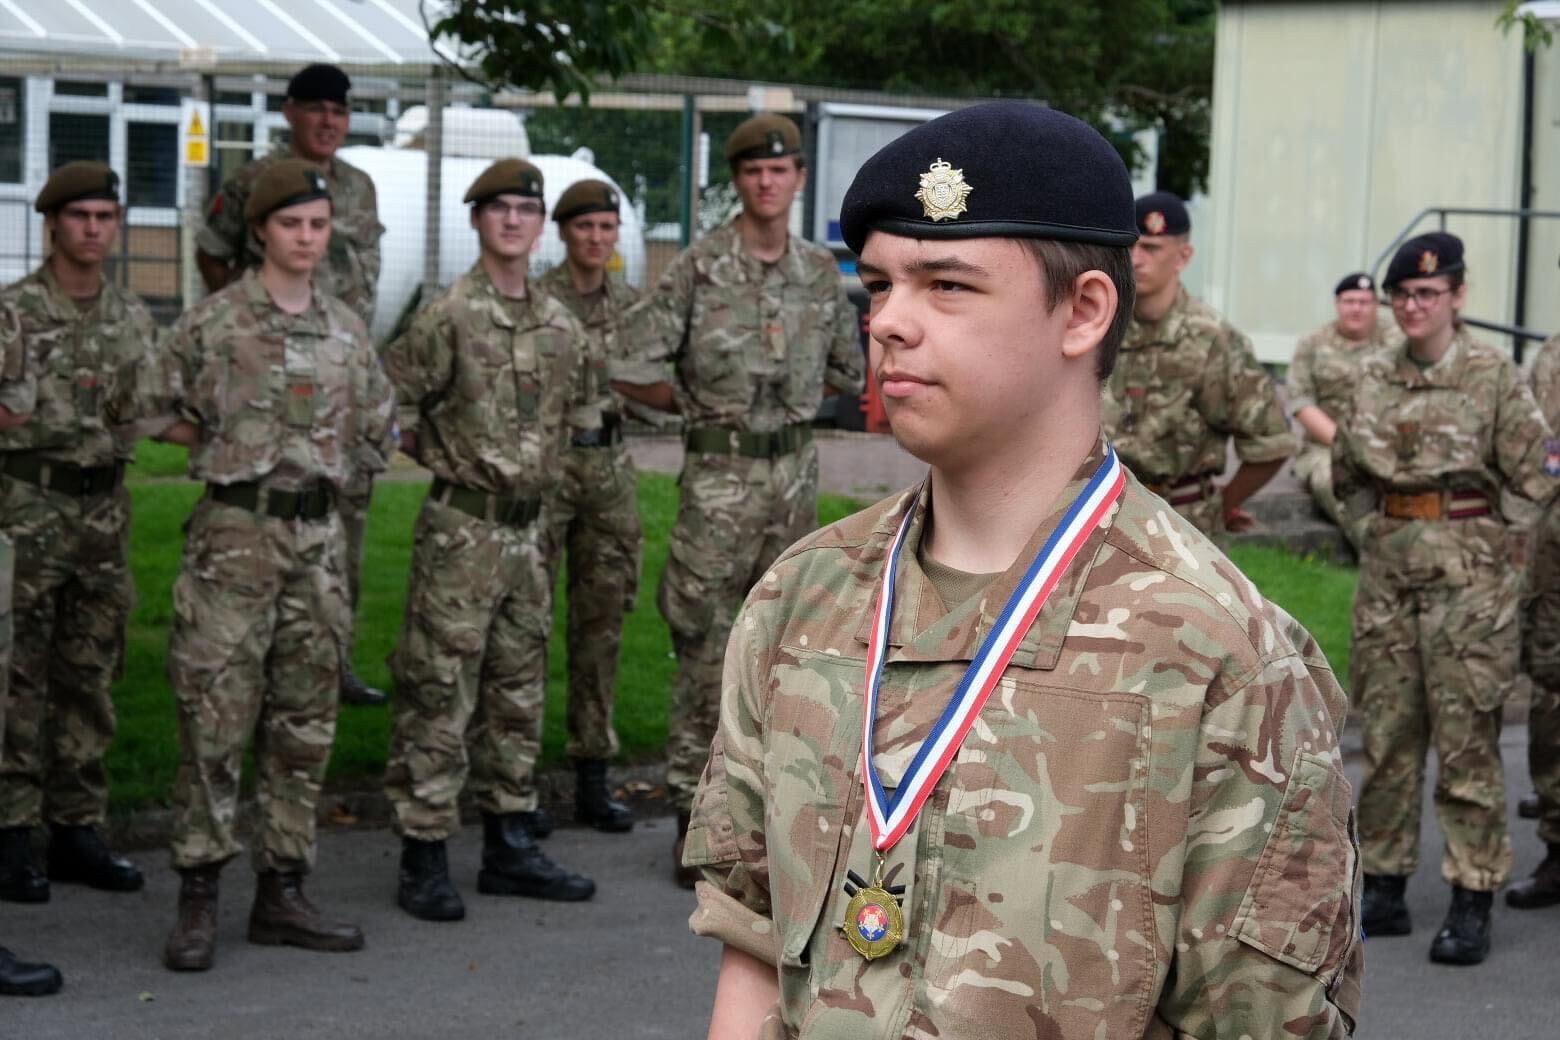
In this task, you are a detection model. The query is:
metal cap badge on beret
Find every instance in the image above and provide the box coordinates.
[1134,191,1190,237]
[35,161,120,213]
[286,63,351,105]
[724,113,801,163]
[464,159,545,205]
[553,179,621,224]
[838,101,1137,255]
[244,159,331,222]
[1334,271,1375,295]
[1383,231,1464,288]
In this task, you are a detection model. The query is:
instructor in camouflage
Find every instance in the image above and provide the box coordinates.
[1103,192,1296,536]
[196,62,388,707]
[612,114,862,885]
[0,162,155,905]
[1334,232,1559,965]
[688,102,1361,1039]
[382,159,596,924]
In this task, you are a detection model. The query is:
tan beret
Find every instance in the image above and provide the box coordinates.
[724,113,801,163]
[245,159,330,222]
[553,179,621,225]
[35,161,120,213]
[464,159,544,205]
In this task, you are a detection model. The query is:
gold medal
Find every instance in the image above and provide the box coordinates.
[841,853,905,960]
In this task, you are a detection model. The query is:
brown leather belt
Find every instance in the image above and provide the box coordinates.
[208,481,335,521]
[1382,490,1491,521]
[1146,474,1214,507]
[1,453,124,497]
[430,477,541,527]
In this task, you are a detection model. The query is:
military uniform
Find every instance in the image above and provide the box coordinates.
[1285,316,1397,547]
[535,262,641,763]
[1104,287,1296,535]
[1522,334,1560,848]
[616,218,862,812]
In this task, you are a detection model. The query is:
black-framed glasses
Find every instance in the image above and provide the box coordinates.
[1386,286,1453,308]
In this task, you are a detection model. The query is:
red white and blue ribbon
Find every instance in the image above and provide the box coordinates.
[861,446,1125,852]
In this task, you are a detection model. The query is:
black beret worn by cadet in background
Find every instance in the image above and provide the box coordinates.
[244,159,330,222]
[724,113,802,164]
[1383,231,1464,288]
[1134,191,1191,237]
[286,63,351,105]
[464,159,545,206]
[35,161,120,213]
[1334,271,1375,295]
[838,101,1137,255]
[553,179,621,225]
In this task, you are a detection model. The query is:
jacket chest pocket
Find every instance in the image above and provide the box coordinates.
[511,330,542,422]
[687,292,764,400]
[296,332,353,432]
[215,332,284,447]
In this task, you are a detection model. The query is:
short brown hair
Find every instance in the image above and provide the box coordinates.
[1019,240,1135,381]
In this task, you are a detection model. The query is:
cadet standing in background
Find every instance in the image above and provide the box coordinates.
[153,161,397,972]
[1102,192,1295,536]
[535,179,640,835]
[611,113,863,887]
[382,160,596,924]
[1335,232,1558,965]
[195,62,388,707]
[1285,271,1398,551]
[1509,330,1560,910]
[0,162,155,904]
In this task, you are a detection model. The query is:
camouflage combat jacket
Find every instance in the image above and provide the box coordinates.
[382,263,584,498]
[1104,287,1296,485]
[1285,318,1398,443]
[686,439,1363,1040]
[1333,328,1558,586]
[0,296,36,419]
[536,263,639,429]
[613,220,862,432]
[0,264,157,465]
[197,145,384,326]
[153,270,395,491]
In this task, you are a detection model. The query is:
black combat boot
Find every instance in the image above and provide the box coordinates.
[0,946,63,996]
[248,871,365,952]
[47,823,144,892]
[339,669,388,707]
[1518,792,1540,819]
[1360,873,1411,937]
[1506,843,1560,910]
[671,811,698,890]
[575,759,634,833]
[398,838,465,921]
[164,865,221,972]
[0,827,48,903]
[1429,886,1493,965]
[476,813,594,901]
[517,807,554,839]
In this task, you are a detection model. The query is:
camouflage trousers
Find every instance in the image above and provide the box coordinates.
[1293,443,1366,551]
[167,497,348,874]
[661,444,819,811]
[0,534,11,744]
[1524,501,1560,844]
[337,468,373,640]
[0,477,131,829]
[542,443,642,761]
[1352,567,1518,890]
[385,497,552,841]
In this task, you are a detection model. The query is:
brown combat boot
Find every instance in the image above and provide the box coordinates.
[163,865,220,972]
[672,811,698,890]
[1506,843,1560,910]
[247,871,364,952]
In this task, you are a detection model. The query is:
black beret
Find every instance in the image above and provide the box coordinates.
[839,102,1136,256]
[286,64,351,105]
[35,161,119,213]
[1384,232,1464,287]
[1135,192,1190,236]
[1334,271,1375,295]
[554,179,621,224]
[464,159,545,205]
[725,113,801,163]
[245,159,330,221]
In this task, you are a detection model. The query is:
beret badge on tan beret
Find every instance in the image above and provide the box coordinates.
[914,159,972,223]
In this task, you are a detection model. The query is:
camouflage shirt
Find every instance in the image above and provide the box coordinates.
[1285,317,1399,443]
[0,264,157,465]
[152,270,395,491]
[197,144,385,327]
[535,264,640,429]
[1104,287,1297,485]
[686,439,1363,1039]
[613,220,863,432]
[382,263,584,498]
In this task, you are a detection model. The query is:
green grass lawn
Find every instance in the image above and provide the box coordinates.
[105,456,1358,813]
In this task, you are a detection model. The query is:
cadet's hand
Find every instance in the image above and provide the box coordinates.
[1224,505,1256,532]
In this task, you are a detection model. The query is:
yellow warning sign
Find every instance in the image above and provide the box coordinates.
[185,138,208,165]
[181,99,210,169]
[188,110,205,137]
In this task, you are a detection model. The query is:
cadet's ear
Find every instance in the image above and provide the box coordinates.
[1059,270,1117,363]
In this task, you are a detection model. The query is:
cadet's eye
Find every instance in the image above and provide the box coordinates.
[861,279,890,296]
[932,280,968,293]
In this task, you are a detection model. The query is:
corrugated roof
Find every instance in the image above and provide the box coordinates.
[0,0,443,67]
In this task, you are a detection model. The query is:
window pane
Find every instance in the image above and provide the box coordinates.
[216,91,253,107]
[54,81,108,97]
[215,121,254,184]
[124,85,181,106]
[127,122,177,207]
[49,112,109,169]
[0,78,23,184]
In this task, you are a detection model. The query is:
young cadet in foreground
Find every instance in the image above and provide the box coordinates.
[684,102,1363,1039]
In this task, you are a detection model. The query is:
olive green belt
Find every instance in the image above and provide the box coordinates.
[207,481,335,522]
[684,423,812,459]
[430,477,541,527]
[1,452,124,497]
